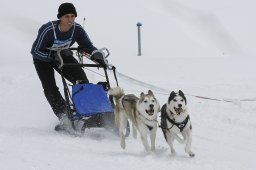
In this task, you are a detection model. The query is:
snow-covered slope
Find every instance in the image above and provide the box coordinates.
[0,0,256,169]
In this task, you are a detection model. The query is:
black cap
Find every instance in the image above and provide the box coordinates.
[57,3,77,19]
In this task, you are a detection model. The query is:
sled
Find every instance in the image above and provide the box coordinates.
[53,47,130,135]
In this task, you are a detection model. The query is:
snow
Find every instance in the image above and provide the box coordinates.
[1,0,256,169]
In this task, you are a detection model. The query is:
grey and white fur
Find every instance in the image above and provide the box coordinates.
[109,86,160,152]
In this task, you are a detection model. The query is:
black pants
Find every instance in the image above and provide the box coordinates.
[33,55,89,118]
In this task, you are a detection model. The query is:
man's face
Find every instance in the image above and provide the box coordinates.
[60,14,76,27]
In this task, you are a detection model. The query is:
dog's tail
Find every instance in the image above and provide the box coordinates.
[108,86,124,98]
[108,86,125,128]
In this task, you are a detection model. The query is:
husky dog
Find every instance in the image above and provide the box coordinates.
[160,90,195,157]
[109,86,160,152]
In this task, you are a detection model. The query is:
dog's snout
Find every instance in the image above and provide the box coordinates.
[150,104,154,108]
[178,104,182,108]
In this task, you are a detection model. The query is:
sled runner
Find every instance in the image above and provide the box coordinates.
[52,47,130,135]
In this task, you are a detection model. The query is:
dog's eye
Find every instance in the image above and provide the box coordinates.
[181,99,184,102]
[173,99,177,102]
[152,100,155,103]
[144,100,148,103]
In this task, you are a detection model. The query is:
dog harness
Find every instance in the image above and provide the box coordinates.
[146,125,153,131]
[160,104,190,132]
[165,115,190,132]
[138,115,158,131]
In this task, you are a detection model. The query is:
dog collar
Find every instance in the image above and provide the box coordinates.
[139,114,157,122]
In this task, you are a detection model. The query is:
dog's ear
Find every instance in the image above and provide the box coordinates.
[178,90,184,96]
[178,90,187,104]
[148,90,154,97]
[139,92,145,103]
[168,91,176,103]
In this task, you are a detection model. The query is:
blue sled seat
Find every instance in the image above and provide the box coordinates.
[72,84,114,119]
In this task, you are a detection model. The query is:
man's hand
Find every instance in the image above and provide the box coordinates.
[90,50,107,66]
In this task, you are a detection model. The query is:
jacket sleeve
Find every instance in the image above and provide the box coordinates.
[75,24,97,54]
[31,23,53,61]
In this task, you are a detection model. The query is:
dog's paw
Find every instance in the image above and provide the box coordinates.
[188,151,195,157]
[120,141,126,149]
[151,146,156,152]
[132,130,137,139]
[171,149,177,156]
[120,139,126,149]
[144,148,151,153]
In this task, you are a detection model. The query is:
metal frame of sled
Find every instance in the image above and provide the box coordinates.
[54,47,129,135]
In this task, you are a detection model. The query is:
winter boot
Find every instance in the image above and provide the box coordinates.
[55,114,76,135]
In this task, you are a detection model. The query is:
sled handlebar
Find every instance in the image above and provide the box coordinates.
[53,47,112,69]
[100,47,110,58]
[69,47,110,58]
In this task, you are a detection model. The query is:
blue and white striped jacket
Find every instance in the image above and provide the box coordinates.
[31,20,97,62]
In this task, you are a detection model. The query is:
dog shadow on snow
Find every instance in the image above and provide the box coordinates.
[103,147,169,158]
[76,128,196,159]
[105,146,195,160]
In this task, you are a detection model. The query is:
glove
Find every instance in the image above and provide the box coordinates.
[90,50,107,66]
[49,51,61,64]
[60,49,73,57]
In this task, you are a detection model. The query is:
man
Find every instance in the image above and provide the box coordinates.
[31,3,98,133]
